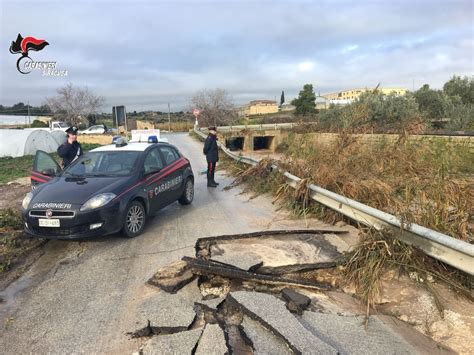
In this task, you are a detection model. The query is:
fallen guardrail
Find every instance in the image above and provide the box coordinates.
[194,127,474,275]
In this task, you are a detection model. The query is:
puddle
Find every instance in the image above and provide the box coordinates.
[0,274,34,330]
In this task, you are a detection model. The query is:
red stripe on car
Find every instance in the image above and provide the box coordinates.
[31,175,48,183]
[32,171,53,179]
[114,159,188,200]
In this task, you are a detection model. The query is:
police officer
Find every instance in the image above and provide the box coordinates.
[57,126,83,168]
[203,126,219,188]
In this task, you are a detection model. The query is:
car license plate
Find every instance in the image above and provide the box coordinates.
[39,219,60,227]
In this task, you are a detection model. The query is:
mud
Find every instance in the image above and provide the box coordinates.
[210,235,339,268]
[376,275,474,354]
[0,182,30,210]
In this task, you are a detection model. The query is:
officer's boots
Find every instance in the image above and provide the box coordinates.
[207,172,218,188]
[211,170,219,186]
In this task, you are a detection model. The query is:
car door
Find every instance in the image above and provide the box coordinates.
[31,150,62,188]
[142,147,166,213]
[158,146,183,203]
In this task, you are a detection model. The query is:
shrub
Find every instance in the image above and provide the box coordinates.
[30,120,48,128]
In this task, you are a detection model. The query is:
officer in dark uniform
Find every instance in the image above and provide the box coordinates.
[57,126,83,168]
[203,126,219,188]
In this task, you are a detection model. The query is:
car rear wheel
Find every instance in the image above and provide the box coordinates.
[123,200,146,238]
[178,178,194,205]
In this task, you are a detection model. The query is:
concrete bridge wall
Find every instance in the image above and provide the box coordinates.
[218,129,473,153]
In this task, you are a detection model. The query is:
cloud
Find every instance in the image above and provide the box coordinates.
[0,0,472,111]
[342,45,359,53]
[298,61,315,72]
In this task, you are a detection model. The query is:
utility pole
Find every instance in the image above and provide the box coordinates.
[27,101,30,127]
[168,102,171,132]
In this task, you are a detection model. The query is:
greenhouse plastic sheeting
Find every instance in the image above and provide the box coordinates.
[0,129,60,157]
[51,130,67,145]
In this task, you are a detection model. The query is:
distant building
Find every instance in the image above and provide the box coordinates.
[322,87,408,104]
[239,100,279,118]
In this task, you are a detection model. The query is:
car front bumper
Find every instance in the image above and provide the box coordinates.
[22,201,123,240]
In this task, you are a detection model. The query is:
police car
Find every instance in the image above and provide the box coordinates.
[21,136,194,239]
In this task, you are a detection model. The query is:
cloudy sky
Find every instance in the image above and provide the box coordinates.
[0,0,472,112]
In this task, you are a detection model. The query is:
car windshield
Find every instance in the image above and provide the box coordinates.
[63,151,141,177]
[57,122,68,128]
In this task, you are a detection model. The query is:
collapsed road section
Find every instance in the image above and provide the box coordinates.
[131,230,454,354]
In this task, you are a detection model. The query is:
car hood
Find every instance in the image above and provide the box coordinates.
[31,176,134,206]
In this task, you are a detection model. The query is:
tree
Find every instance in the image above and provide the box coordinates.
[291,84,316,115]
[280,90,285,107]
[443,75,474,105]
[46,83,105,125]
[191,88,237,127]
[414,84,450,119]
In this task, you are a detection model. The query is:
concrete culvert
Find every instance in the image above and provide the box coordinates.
[225,137,244,151]
[253,136,274,150]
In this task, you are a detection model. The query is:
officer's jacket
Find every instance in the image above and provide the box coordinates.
[57,141,83,167]
[203,134,219,162]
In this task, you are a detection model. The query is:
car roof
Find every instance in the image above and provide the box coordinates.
[90,142,172,153]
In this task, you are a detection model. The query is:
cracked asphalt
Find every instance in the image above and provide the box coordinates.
[0,132,337,353]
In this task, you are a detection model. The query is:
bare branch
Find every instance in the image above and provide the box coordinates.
[190,88,237,127]
[46,83,105,125]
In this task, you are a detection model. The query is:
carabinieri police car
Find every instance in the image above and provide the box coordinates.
[21,136,194,239]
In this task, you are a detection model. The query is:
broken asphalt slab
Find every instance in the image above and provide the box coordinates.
[137,280,201,329]
[195,229,349,254]
[196,230,343,273]
[228,291,337,354]
[195,297,225,311]
[141,328,203,355]
[147,260,196,294]
[195,323,228,355]
[183,256,330,291]
[282,288,311,315]
[241,316,292,355]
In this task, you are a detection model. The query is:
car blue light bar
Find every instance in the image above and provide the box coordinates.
[148,135,158,143]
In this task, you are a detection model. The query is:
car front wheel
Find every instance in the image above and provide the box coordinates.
[123,200,146,238]
[178,178,194,205]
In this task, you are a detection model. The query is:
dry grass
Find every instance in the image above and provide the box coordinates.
[342,229,473,314]
[279,132,473,242]
[221,130,473,310]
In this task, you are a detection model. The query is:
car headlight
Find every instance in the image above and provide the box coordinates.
[80,193,116,212]
[22,192,33,210]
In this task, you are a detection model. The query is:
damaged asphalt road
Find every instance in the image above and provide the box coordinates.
[0,133,358,354]
[135,230,453,355]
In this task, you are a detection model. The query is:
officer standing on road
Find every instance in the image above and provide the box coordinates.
[58,126,83,168]
[203,126,219,188]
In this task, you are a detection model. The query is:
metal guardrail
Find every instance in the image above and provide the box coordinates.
[194,127,474,275]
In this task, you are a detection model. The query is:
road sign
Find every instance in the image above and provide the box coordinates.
[193,109,200,117]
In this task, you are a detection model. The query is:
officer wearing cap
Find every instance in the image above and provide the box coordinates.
[203,126,219,188]
[57,126,83,168]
